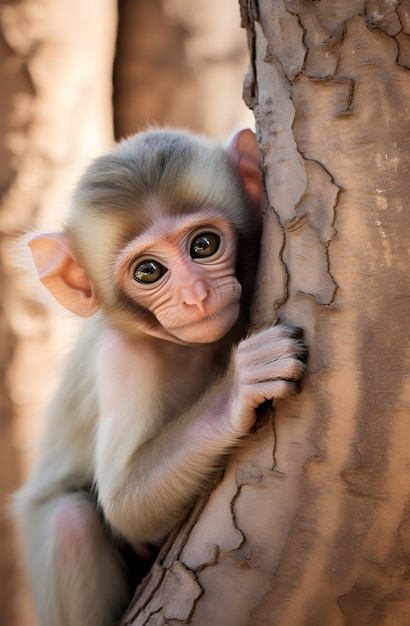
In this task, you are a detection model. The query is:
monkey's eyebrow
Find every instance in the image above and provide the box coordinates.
[120,214,229,261]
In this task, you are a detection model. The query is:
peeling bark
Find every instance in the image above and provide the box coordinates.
[123,1,410,624]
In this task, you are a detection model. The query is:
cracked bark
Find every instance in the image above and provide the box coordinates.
[123,1,410,624]
[124,1,410,623]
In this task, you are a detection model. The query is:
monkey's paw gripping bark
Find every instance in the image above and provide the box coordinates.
[231,324,307,432]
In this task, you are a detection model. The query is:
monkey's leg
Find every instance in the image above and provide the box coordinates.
[21,492,130,626]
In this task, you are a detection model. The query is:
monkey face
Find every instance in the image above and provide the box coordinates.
[28,129,262,346]
[115,213,242,344]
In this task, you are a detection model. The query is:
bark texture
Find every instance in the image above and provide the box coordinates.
[0,2,116,624]
[123,1,410,624]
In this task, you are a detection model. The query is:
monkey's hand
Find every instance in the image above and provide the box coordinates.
[229,324,307,434]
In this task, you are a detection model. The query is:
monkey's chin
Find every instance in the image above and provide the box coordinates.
[167,303,240,344]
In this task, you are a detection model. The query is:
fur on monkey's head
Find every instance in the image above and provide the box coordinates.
[69,129,259,241]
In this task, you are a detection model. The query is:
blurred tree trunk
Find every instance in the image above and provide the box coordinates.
[0,1,260,624]
[0,1,116,624]
[113,0,253,138]
[122,2,410,625]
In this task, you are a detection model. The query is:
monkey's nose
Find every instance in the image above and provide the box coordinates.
[181,280,209,313]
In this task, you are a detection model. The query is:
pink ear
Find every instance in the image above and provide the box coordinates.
[227,129,264,217]
[29,232,100,317]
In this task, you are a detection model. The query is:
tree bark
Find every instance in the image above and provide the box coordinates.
[0,2,116,624]
[123,1,410,624]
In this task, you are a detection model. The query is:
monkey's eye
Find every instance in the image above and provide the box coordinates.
[190,232,221,259]
[133,260,167,284]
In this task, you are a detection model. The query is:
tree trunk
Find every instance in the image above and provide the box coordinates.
[0,2,116,624]
[123,1,410,624]
[113,0,252,138]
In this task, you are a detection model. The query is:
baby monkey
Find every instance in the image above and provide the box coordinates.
[16,128,306,626]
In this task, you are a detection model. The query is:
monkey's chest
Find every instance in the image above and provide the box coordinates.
[156,347,224,420]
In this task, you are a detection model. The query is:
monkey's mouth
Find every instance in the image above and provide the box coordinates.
[169,301,240,334]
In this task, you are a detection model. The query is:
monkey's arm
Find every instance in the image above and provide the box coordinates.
[95,324,306,545]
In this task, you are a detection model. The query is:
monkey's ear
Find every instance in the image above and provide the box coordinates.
[28,232,100,317]
[227,129,264,215]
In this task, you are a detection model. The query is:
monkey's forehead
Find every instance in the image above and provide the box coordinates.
[68,129,257,242]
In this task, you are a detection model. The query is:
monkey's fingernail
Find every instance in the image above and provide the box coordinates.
[288,326,304,340]
[298,347,308,363]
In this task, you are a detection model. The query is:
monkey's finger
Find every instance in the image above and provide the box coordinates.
[241,378,303,406]
[240,357,306,385]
